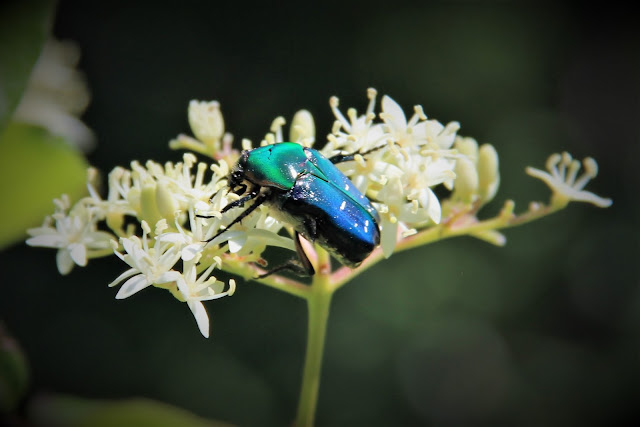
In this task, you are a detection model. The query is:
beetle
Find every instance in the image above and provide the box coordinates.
[204,142,381,277]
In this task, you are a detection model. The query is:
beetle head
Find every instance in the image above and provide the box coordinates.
[228,150,250,194]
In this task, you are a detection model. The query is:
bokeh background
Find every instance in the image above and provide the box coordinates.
[2,0,639,425]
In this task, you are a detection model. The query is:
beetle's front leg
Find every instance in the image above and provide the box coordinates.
[203,188,269,243]
[197,186,260,219]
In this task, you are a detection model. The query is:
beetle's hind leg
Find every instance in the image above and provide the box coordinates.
[256,232,315,278]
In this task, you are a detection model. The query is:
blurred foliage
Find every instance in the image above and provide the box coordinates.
[0,122,88,248]
[1,0,638,426]
[0,324,29,413]
[0,0,56,131]
[27,394,233,427]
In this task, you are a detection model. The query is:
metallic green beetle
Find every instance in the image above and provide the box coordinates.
[207,142,380,276]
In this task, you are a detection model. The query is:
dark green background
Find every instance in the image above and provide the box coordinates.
[2,1,638,425]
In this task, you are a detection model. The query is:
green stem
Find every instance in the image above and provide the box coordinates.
[295,248,333,427]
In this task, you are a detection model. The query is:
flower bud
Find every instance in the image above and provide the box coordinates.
[188,100,224,148]
[477,144,500,202]
[452,157,479,204]
[455,136,478,162]
[138,178,162,228]
[155,181,178,223]
[290,110,315,146]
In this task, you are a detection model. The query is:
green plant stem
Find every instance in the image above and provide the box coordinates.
[330,199,565,290]
[295,248,333,427]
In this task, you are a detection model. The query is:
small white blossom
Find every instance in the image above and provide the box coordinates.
[26,195,115,274]
[526,152,612,208]
[325,88,386,154]
[108,221,182,299]
[175,254,236,338]
[110,218,235,337]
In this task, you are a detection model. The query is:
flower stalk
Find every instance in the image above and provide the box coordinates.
[295,247,333,427]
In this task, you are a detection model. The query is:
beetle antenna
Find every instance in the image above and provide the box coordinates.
[328,142,399,164]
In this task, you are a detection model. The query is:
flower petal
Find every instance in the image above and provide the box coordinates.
[181,243,202,261]
[425,188,442,224]
[115,274,150,299]
[380,219,398,258]
[68,243,87,267]
[382,95,407,130]
[26,234,65,248]
[108,268,139,287]
[188,300,210,338]
[56,249,74,275]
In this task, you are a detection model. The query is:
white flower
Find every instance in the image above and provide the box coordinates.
[26,195,115,274]
[108,222,182,299]
[13,38,95,151]
[160,153,228,213]
[325,88,387,154]
[175,254,236,338]
[526,152,612,208]
[110,218,235,338]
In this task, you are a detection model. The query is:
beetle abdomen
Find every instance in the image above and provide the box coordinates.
[275,173,380,267]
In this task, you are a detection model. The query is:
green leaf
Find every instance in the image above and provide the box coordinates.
[0,0,57,132]
[0,122,88,249]
[28,394,235,427]
[0,325,30,413]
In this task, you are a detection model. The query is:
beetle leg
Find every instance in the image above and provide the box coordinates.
[197,186,259,219]
[203,189,269,243]
[257,232,315,278]
[221,185,261,213]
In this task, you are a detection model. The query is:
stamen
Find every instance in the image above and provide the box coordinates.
[156,218,169,235]
[573,158,597,190]
[347,108,357,124]
[227,278,237,296]
[331,120,343,134]
[546,153,562,177]
[365,111,376,124]
[441,121,460,136]
[330,96,351,132]
[566,159,580,186]
[270,117,286,142]
[414,105,427,121]
[557,152,571,180]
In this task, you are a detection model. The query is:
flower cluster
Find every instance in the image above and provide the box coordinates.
[321,89,489,256]
[27,151,279,337]
[27,89,611,336]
